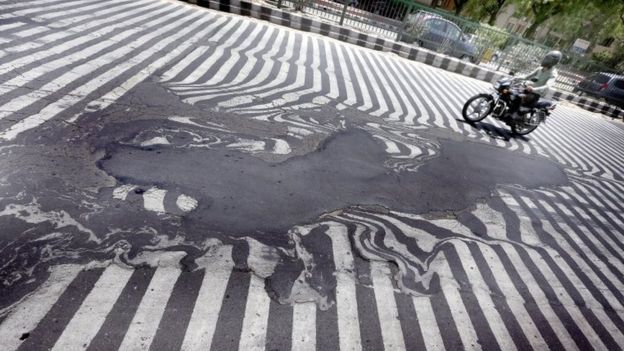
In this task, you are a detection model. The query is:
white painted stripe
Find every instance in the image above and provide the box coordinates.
[113,184,136,201]
[499,243,581,351]
[238,274,271,351]
[118,266,181,351]
[0,22,26,31]
[174,18,243,85]
[63,14,228,124]
[326,222,362,351]
[453,242,518,351]
[181,245,234,351]
[13,26,49,38]
[370,261,407,351]
[475,242,548,349]
[0,265,83,351]
[1,8,215,139]
[160,46,210,82]
[52,264,133,351]
[0,3,184,116]
[412,296,445,351]
[143,188,167,213]
[291,302,317,351]
[3,0,156,53]
[437,255,482,350]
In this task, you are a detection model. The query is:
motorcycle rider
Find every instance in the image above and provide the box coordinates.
[511,50,562,120]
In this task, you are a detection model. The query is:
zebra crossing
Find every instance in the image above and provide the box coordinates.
[1,0,624,350]
[2,173,624,350]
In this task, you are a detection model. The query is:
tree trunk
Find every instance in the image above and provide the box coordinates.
[523,15,548,40]
[430,0,437,8]
[488,10,498,25]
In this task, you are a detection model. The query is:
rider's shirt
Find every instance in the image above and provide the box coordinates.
[519,66,558,96]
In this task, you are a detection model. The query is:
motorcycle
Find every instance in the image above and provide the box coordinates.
[461,78,556,135]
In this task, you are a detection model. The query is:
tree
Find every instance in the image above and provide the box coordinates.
[514,0,571,39]
[462,0,507,24]
[454,0,469,15]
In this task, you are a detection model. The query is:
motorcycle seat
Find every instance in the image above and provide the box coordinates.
[535,99,553,108]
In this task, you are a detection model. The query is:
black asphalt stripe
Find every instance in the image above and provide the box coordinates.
[202,27,295,106]
[545,189,624,288]
[86,267,156,351]
[264,299,293,351]
[0,0,89,14]
[339,28,350,42]
[236,33,313,109]
[394,290,426,351]
[328,42,349,104]
[0,2,171,83]
[232,26,283,87]
[3,8,205,123]
[512,194,622,348]
[209,270,251,351]
[211,24,271,86]
[386,263,425,351]
[444,246,500,350]
[359,50,402,119]
[187,20,256,84]
[0,0,120,40]
[468,242,533,350]
[336,44,366,108]
[34,0,132,24]
[156,20,227,81]
[414,64,469,130]
[515,245,594,350]
[575,177,624,214]
[149,269,204,351]
[16,268,105,351]
[7,0,104,19]
[570,173,624,218]
[484,71,495,82]
[315,301,340,351]
[353,256,384,351]
[381,56,427,119]
[428,260,464,349]
[395,63,444,126]
[408,48,417,60]
[456,211,487,237]
[491,245,566,349]
[556,185,624,260]
[531,189,624,306]
[1,2,189,95]
[369,52,413,121]
[487,192,523,243]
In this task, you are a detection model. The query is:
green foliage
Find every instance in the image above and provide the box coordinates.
[472,24,510,49]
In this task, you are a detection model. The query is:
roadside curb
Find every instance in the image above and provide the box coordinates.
[179,0,623,119]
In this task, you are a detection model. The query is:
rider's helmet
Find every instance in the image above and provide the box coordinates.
[541,50,562,69]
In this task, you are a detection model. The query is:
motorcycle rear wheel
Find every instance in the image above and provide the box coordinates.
[462,94,493,123]
[511,113,540,135]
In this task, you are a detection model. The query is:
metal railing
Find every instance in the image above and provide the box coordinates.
[274,0,622,104]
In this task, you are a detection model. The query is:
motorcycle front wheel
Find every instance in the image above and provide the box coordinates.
[462,94,494,123]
